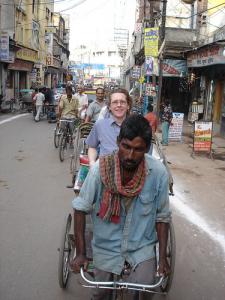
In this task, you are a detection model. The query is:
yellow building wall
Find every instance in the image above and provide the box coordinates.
[14,1,54,86]
[208,0,225,16]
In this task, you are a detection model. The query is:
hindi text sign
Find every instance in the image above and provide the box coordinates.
[144,28,159,57]
[193,121,212,153]
[169,112,184,141]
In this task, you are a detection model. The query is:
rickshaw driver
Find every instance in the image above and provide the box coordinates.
[57,85,79,135]
[71,115,171,300]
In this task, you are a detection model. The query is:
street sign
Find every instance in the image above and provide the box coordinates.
[144,27,159,57]
[193,121,213,154]
[169,112,184,141]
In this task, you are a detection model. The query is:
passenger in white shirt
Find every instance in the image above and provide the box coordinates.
[75,85,88,120]
[33,88,45,122]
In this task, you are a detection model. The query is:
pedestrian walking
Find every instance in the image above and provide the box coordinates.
[145,103,157,154]
[160,100,173,146]
[145,104,158,134]
[33,88,45,122]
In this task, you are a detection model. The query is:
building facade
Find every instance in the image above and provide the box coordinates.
[69,42,123,86]
[0,0,70,107]
[124,0,225,137]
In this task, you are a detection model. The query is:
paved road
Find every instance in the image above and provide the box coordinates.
[0,113,225,300]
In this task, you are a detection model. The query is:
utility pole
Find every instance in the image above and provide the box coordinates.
[157,0,167,116]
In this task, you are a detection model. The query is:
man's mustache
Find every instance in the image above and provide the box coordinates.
[124,159,136,165]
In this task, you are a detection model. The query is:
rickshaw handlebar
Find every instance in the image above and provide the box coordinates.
[80,267,164,291]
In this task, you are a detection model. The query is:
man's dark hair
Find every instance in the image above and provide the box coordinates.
[165,99,170,106]
[118,114,152,149]
[96,87,105,93]
[147,104,153,112]
[66,85,72,93]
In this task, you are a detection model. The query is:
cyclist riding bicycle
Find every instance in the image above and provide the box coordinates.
[58,85,79,135]
[71,115,171,300]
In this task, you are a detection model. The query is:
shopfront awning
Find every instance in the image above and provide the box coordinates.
[46,66,59,74]
[8,59,33,72]
[187,44,225,68]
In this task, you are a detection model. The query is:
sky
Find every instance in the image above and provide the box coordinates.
[55,0,137,57]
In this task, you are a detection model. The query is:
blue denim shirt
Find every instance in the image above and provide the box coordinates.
[72,154,171,275]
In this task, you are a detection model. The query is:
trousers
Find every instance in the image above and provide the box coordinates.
[35,105,43,121]
[161,121,170,145]
[91,258,156,300]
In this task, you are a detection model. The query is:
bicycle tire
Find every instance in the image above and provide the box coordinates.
[59,135,67,162]
[54,126,61,148]
[160,221,176,293]
[58,214,73,289]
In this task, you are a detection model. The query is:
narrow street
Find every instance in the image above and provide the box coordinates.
[0,113,225,300]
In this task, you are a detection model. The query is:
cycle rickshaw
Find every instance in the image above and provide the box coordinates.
[58,134,176,297]
[69,122,94,188]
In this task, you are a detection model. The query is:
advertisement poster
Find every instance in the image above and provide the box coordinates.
[131,66,141,79]
[169,113,184,141]
[144,27,159,57]
[145,56,153,75]
[193,121,213,153]
[0,31,9,61]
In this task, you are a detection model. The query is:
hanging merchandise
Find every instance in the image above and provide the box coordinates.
[145,83,152,96]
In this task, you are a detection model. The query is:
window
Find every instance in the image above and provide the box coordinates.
[46,8,50,19]
[108,51,116,57]
[32,0,35,14]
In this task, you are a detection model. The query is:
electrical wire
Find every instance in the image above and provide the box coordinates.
[179,1,225,19]
[54,0,88,13]
[0,0,67,5]
[1,0,88,31]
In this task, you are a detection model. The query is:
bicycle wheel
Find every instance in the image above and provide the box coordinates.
[58,214,73,289]
[160,221,176,293]
[59,134,67,162]
[54,126,61,148]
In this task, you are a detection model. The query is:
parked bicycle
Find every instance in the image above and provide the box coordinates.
[58,118,80,162]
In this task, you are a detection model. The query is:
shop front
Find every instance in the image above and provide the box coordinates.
[8,46,38,98]
[8,59,34,98]
[187,43,225,136]
[161,59,189,114]
[46,55,61,88]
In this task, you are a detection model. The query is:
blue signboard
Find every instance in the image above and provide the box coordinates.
[69,63,105,70]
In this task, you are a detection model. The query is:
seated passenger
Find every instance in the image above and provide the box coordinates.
[85,88,106,123]
[86,88,132,167]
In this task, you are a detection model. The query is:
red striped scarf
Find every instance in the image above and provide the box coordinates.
[99,152,146,223]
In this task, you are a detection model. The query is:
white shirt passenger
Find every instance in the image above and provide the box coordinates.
[75,93,88,109]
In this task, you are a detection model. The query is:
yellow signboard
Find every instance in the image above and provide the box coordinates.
[144,27,159,57]
[16,46,38,63]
